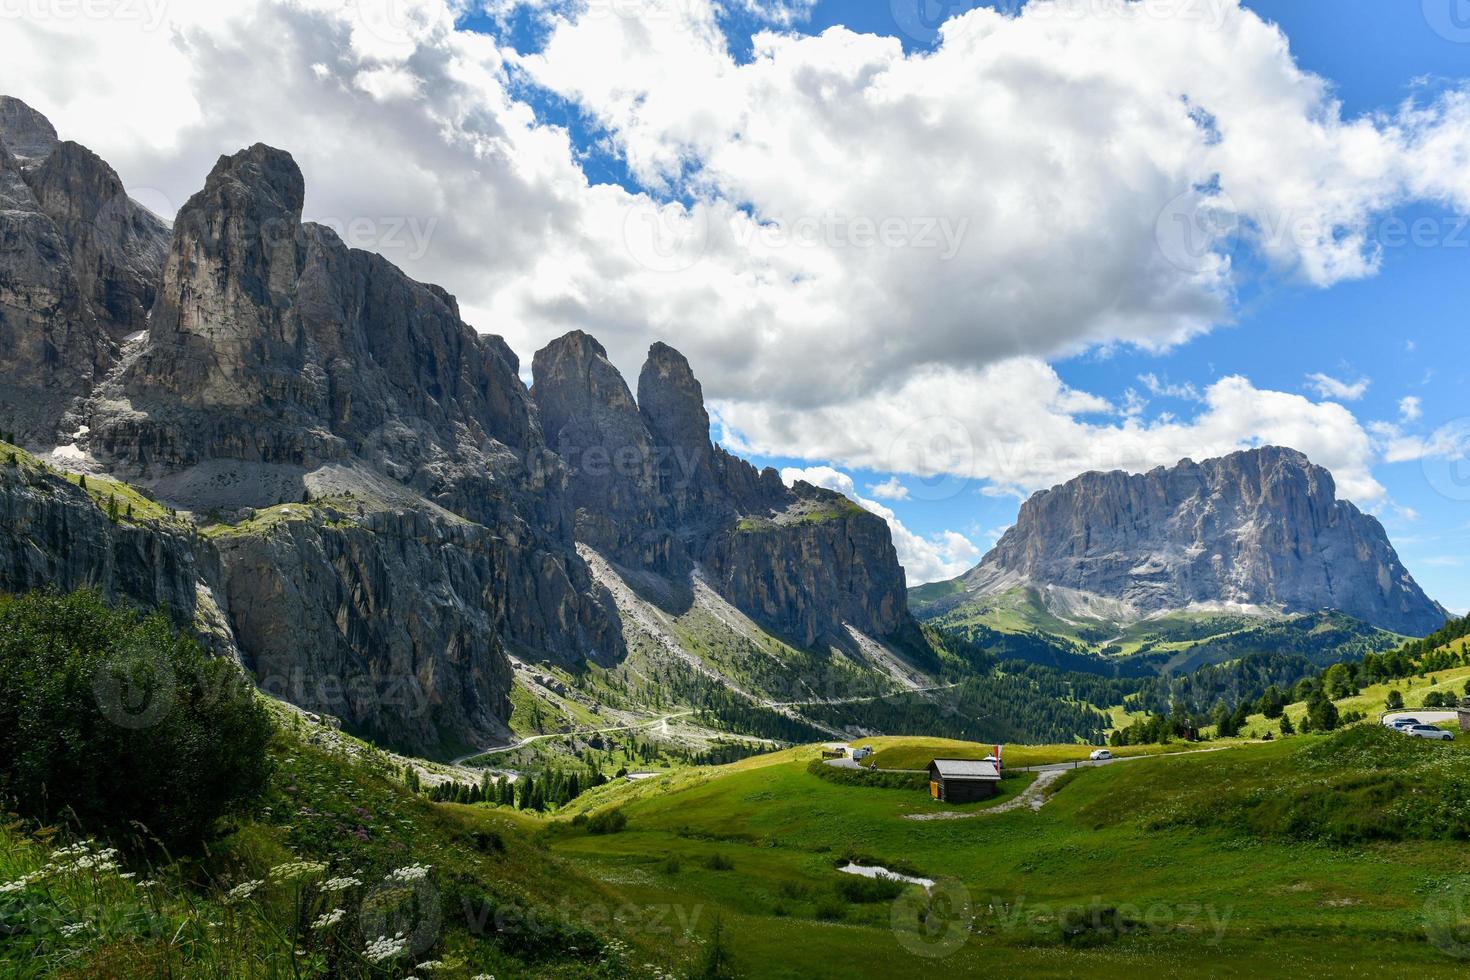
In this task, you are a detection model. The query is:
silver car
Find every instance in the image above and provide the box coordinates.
[1403,724,1455,741]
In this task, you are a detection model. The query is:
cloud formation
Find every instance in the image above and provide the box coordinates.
[4,0,1468,507]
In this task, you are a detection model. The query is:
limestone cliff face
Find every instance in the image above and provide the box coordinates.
[965,447,1445,636]
[0,97,168,442]
[0,98,923,754]
[0,459,210,627]
[209,509,517,755]
[533,332,915,650]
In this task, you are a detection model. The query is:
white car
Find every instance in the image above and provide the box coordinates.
[1403,724,1455,741]
[1088,749,1112,761]
[1387,717,1421,730]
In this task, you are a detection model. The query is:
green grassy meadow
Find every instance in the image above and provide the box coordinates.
[542,732,1470,978]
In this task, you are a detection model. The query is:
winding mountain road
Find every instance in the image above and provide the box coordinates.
[451,710,696,766]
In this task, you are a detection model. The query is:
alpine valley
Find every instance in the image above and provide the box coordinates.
[5,96,1470,980]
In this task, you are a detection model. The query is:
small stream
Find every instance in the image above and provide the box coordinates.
[837,862,934,891]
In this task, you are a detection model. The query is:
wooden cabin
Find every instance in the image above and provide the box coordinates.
[928,758,1001,803]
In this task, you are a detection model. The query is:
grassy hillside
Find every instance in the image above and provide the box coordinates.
[914,584,1405,677]
[539,732,1470,977]
[0,709,708,979]
[1228,662,1470,739]
[859,735,1228,771]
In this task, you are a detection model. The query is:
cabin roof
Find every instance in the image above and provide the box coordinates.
[929,758,1001,781]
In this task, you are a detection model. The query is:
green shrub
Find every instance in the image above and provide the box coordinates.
[834,874,906,903]
[805,759,928,791]
[586,808,627,835]
[0,590,273,853]
[703,853,735,871]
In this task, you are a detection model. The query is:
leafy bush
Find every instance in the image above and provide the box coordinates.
[834,874,905,903]
[703,853,735,871]
[806,759,928,790]
[586,808,627,835]
[0,590,273,852]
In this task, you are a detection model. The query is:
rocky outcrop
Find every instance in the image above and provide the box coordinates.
[210,509,517,756]
[0,97,924,754]
[0,96,59,164]
[704,486,910,648]
[960,447,1445,636]
[26,141,169,342]
[0,97,168,443]
[0,456,214,633]
[531,331,675,572]
[533,332,916,651]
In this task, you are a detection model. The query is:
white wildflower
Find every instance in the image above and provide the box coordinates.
[59,922,89,937]
[270,861,327,882]
[363,934,408,963]
[415,961,444,971]
[227,880,264,901]
[322,875,361,892]
[386,863,431,884]
[312,909,346,930]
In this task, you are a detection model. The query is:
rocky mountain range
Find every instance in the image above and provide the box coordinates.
[925,446,1445,637]
[0,97,925,755]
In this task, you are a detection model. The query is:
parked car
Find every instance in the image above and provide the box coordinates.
[1088,749,1112,761]
[1403,724,1455,741]
[1388,717,1421,729]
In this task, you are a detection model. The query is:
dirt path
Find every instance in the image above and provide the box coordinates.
[903,769,1066,821]
[450,710,696,766]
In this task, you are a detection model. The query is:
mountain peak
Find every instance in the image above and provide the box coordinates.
[965,447,1444,635]
[0,96,59,164]
[638,341,710,458]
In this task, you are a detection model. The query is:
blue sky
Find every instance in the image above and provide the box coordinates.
[452,0,1470,608]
